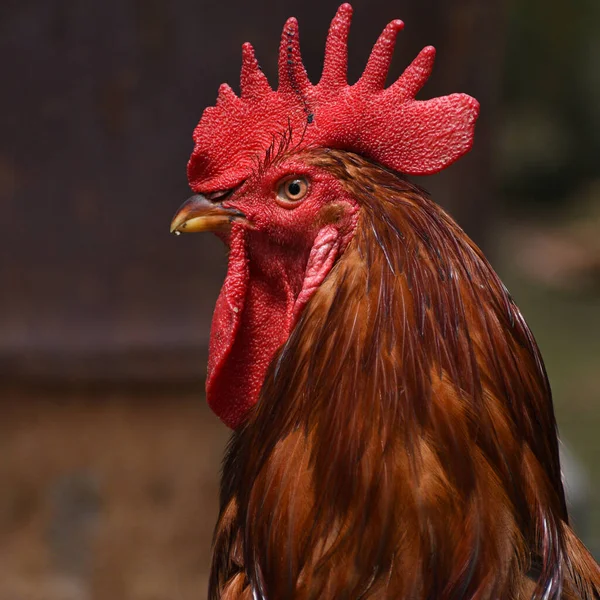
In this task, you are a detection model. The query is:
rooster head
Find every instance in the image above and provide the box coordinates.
[171,4,479,428]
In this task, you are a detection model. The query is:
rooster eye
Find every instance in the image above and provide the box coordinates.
[276,177,309,206]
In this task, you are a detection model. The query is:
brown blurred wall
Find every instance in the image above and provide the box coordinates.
[0,0,504,379]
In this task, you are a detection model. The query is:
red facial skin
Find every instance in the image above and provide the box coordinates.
[205,155,359,429]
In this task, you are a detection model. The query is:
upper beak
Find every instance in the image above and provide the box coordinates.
[170,194,247,234]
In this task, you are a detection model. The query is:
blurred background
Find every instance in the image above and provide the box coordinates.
[1,0,599,598]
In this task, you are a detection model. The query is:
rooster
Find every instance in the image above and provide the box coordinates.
[170,5,600,599]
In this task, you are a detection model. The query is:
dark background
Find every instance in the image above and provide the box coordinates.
[1,1,599,598]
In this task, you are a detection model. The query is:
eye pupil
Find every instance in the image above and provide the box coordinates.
[287,181,301,197]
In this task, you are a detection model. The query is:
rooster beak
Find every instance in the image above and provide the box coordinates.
[170,194,247,234]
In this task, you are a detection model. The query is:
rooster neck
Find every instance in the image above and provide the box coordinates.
[211,151,597,600]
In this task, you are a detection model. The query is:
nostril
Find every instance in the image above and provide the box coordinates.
[205,189,233,203]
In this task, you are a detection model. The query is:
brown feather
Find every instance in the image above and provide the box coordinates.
[209,149,600,600]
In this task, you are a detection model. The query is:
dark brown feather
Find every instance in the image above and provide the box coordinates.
[209,149,600,600]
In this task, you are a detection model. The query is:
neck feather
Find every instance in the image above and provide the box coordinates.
[217,150,578,600]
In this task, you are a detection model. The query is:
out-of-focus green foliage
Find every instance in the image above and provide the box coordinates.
[496,0,600,558]
[499,0,600,209]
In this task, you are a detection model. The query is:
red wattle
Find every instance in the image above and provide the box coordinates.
[206,227,249,427]
[206,225,342,429]
[207,225,295,429]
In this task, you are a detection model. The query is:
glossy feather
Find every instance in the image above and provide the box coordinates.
[209,149,600,600]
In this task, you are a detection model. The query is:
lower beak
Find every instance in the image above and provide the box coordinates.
[170,194,247,234]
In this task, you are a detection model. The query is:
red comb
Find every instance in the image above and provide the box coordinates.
[188,3,480,192]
